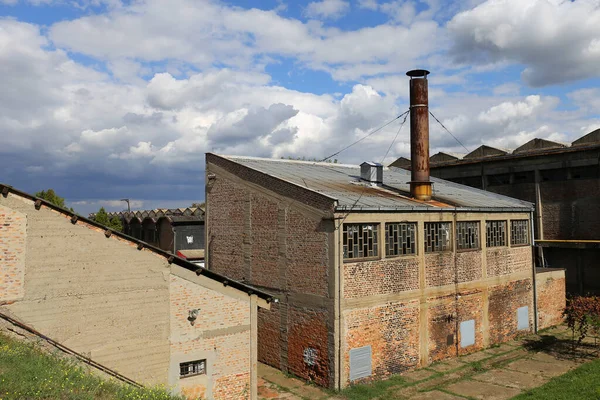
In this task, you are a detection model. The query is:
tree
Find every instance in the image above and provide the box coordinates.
[191,202,205,209]
[92,207,123,232]
[35,189,66,208]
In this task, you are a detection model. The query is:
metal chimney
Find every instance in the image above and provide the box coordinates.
[407,69,432,201]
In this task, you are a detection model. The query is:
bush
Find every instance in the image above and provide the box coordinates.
[563,296,600,344]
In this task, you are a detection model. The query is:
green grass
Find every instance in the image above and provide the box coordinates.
[0,333,184,400]
[340,374,408,400]
[513,357,600,400]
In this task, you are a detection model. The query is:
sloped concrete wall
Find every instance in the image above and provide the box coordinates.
[0,193,171,385]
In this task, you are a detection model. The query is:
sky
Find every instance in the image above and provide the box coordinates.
[1,0,600,215]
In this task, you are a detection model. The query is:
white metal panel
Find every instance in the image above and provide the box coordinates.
[349,345,372,381]
[517,306,529,330]
[460,320,476,348]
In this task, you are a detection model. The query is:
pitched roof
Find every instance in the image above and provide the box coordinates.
[0,183,274,303]
[212,154,533,212]
[513,138,567,154]
[572,128,600,146]
[464,145,509,159]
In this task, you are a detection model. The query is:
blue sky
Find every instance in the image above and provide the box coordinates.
[1,0,600,215]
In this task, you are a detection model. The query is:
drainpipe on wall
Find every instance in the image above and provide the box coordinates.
[530,211,539,334]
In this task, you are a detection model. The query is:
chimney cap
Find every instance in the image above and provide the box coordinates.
[406,69,430,78]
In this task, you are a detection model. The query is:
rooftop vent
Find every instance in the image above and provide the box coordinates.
[361,162,383,184]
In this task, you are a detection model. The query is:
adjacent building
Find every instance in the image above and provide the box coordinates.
[1,184,273,399]
[98,208,206,264]
[398,131,600,294]
[204,71,563,389]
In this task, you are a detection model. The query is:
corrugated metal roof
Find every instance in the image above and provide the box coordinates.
[218,155,533,212]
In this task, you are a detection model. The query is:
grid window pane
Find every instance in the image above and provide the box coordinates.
[486,220,507,247]
[424,222,452,253]
[511,220,529,245]
[456,221,480,250]
[385,223,417,257]
[179,359,206,378]
[343,224,379,260]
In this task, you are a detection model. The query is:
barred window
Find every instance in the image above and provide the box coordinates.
[456,221,480,250]
[424,222,452,253]
[343,224,379,260]
[180,359,206,378]
[385,223,417,257]
[486,221,507,247]
[511,220,529,246]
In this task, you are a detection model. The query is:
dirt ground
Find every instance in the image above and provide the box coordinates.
[258,325,599,400]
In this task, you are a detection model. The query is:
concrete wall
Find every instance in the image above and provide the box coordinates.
[206,155,337,388]
[0,192,259,399]
[535,268,566,330]
[339,212,535,387]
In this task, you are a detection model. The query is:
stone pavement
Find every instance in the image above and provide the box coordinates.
[258,325,599,400]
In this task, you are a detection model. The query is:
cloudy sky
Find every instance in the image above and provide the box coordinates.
[1,0,600,214]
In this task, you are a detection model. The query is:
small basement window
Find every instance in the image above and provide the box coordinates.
[510,220,529,246]
[456,221,480,250]
[385,222,417,257]
[424,222,452,253]
[343,224,379,260]
[486,220,507,247]
[179,359,206,378]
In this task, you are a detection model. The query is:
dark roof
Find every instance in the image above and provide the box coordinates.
[513,138,567,154]
[0,183,273,303]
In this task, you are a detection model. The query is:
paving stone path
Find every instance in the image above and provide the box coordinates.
[258,325,600,400]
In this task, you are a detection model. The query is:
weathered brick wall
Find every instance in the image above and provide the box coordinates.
[0,205,26,302]
[343,258,419,298]
[536,269,566,330]
[287,306,330,386]
[427,291,484,363]
[344,300,420,383]
[487,246,531,277]
[425,251,483,287]
[170,274,251,400]
[207,157,335,385]
[488,279,533,343]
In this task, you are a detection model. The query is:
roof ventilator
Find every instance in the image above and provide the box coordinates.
[360,162,383,185]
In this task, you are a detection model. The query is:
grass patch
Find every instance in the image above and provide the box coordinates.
[0,333,184,400]
[340,374,408,400]
[513,357,600,400]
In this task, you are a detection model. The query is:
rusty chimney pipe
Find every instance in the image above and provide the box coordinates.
[407,69,432,201]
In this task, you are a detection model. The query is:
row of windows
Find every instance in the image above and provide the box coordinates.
[343,220,529,260]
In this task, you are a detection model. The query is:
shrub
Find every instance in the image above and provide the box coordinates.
[563,296,600,344]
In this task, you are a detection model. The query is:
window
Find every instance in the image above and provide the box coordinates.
[343,224,379,260]
[385,222,416,257]
[510,220,529,246]
[456,221,480,250]
[424,222,452,253]
[486,220,507,247]
[179,359,206,378]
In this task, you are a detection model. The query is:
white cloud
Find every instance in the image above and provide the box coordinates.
[448,0,600,86]
[305,0,350,20]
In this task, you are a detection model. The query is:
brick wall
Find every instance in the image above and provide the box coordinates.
[287,306,330,386]
[427,291,484,363]
[488,279,533,343]
[343,258,419,298]
[344,300,420,382]
[207,158,335,386]
[170,273,251,400]
[487,246,531,277]
[0,205,26,302]
[536,269,566,330]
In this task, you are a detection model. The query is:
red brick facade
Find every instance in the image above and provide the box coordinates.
[206,154,557,391]
[206,155,335,387]
[536,269,566,330]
